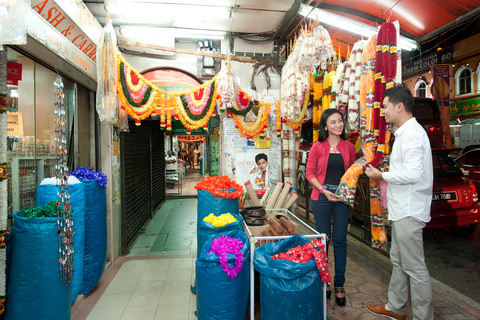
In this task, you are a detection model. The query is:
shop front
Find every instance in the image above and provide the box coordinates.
[449,97,480,150]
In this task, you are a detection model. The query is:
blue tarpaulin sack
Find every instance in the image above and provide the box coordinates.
[197,213,244,257]
[196,230,250,320]
[197,189,239,228]
[36,183,86,304]
[253,234,323,320]
[80,179,107,294]
[6,212,71,320]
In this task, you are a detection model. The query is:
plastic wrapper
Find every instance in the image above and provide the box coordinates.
[0,0,29,45]
[96,20,118,123]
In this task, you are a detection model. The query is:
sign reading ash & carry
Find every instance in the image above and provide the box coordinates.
[402,47,453,78]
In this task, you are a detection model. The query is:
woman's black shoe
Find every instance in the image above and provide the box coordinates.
[335,287,346,306]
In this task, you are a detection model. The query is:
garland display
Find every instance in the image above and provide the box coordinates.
[0,47,7,318]
[312,73,324,142]
[284,89,309,132]
[54,75,74,283]
[231,103,271,139]
[195,176,243,199]
[209,235,244,279]
[272,239,331,283]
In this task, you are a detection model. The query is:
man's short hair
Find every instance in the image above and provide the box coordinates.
[383,86,415,114]
[255,153,268,164]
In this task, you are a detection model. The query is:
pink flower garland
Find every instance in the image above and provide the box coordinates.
[272,239,332,283]
[209,235,244,279]
[124,64,147,100]
[235,90,253,110]
[185,83,212,114]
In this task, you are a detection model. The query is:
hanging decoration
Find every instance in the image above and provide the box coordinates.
[231,103,271,139]
[0,47,8,319]
[216,58,237,112]
[312,73,324,142]
[366,21,397,169]
[322,70,336,111]
[96,18,118,123]
[54,75,74,283]
[284,89,309,132]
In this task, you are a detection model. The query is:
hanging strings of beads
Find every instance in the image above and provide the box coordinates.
[54,75,74,283]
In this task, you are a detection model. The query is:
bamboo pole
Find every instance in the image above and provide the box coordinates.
[117,39,260,63]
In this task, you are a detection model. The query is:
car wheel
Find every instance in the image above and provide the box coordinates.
[450,225,477,236]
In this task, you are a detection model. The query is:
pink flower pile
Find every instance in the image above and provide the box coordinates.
[209,235,245,279]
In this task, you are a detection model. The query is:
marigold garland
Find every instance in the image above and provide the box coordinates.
[195,176,244,199]
[275,100,282,137]
[231,104,271,139]
[285,90,309,131]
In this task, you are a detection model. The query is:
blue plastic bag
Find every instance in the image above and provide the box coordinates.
[197,213,244,258]
[36,183,86,304]
[253,235,323,320]
[197,189,239,227]
[80,179,107,294]
[6,212,71,320]
[196,230,250,320]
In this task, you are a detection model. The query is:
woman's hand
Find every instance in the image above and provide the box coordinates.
[323,189,341,202]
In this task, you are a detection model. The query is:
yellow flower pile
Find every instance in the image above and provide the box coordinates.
[203,213,237,228]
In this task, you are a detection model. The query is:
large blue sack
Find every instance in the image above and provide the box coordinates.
[253,235,323,320]
[36,183,86,304]
[197,213,244,258]
[196,230,250,320]
[197,189,239,228]
[6,212,71,320]
[80,179,107,294]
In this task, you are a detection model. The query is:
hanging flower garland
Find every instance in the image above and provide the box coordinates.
[312,73,324,142]
[322,71,335,111]
[0,48,7,319]
[366,21,397,169]
[231,104,271,139]
[229,88,256,116]
[209,235,245,279]
[275,100,282,137]
[195,176,243,199]
[285,89,309,132]
[272,239,331,283]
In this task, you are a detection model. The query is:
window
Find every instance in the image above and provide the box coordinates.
[455,65,473,96]
[415,79,427,97]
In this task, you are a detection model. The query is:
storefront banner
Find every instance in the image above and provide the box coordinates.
[26,10,97,80]
[7,62,22,86]
[449,97,480,116]
[31,0,102,62]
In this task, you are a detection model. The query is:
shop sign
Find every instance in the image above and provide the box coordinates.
[449,97,480,116]
[402,46,453,78]
[31,0,102,62]
[7,62,22,86]
[171,120,205,134]
[26,10,96,80]
[177,135,205,142]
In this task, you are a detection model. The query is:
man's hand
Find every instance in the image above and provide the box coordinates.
[365,164,383,180]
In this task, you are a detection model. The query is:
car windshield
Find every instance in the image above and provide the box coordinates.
[456,150,480,166]
[432,152,463,177]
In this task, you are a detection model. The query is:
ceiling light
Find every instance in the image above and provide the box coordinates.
[299,4,418,51]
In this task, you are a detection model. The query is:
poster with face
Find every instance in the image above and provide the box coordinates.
[235,151,271,190]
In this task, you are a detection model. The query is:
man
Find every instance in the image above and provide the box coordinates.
[250,153,269,190]
[365,86,434,320]
[165,150,177,189]
[188,144,195,169]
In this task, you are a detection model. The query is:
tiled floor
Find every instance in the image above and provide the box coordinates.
[72,199,199,320]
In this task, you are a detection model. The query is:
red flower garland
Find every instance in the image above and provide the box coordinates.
[272,239,332,283]
[195,176,244,199]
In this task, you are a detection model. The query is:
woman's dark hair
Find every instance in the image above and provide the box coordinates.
[318,109,347,142]
[383,86,414,114]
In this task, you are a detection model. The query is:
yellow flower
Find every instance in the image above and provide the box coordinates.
[203,213,238,227]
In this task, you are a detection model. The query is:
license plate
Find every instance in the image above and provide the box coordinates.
[432,192,457,202]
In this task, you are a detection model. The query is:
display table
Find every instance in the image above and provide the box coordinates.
[243,208,327,320]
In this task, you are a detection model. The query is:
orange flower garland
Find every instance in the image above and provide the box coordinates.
[195,176,244,199]
[231,104,271,139]
[285,90,309,131]
[275,100,282,137]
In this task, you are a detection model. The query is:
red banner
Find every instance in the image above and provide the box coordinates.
[7,62,22,86]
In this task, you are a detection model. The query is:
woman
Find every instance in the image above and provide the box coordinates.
[305,108,356,307]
